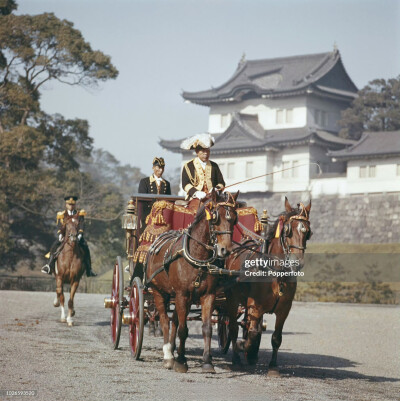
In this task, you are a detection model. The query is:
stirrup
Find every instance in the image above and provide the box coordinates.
[41,264,51,274]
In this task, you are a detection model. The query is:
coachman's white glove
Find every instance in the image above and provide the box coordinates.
[58,234,64,242]
[77,233,83,241]
[193,191,206,199]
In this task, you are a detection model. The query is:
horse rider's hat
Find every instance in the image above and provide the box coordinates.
[64,196,78,205]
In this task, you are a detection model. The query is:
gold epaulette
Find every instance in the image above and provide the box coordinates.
[57,211,65,224]
[79,209,86,216]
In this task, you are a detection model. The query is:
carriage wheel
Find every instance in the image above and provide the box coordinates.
[110,256,124,349]
[128,276,144,360]
[217,313,231,354]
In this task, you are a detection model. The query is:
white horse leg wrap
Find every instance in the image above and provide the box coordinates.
[163,343,173,360]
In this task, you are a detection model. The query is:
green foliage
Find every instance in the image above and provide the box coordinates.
[0,0,17,16]
[339,77,400,139]
[0,3,134,272]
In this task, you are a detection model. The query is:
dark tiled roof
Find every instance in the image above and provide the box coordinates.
[160,114,355,154]
[182,50,358,105]
[328,131,400,159]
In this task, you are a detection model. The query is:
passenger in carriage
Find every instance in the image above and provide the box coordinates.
[137,157,171,230]
[41,196,97,277]
[180,133,225,201]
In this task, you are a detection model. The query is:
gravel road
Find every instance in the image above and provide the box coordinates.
[0,291,399,401]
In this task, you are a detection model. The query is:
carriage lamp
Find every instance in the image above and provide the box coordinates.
[261,209,269,233]
[122,199,137,230]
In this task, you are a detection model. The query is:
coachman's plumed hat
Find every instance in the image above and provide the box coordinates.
[180,133,215,150]
[153,157,165,168]
[64,196,78,205]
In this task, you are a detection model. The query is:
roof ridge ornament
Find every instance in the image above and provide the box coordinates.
[238,52,246,69]
[333,41,338,54]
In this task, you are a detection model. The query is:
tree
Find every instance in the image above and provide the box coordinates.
[0,3,119,269]
[339,77,400,139]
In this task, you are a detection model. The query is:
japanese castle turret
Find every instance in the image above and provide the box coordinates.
[161,49,400,198]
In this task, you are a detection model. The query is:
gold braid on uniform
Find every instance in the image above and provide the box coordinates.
[185,163,200,187]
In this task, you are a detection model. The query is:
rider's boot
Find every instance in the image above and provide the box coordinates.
[41,254,55,275]
[85,256,97,277]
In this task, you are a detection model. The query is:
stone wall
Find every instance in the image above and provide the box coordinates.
[240,192,400,243]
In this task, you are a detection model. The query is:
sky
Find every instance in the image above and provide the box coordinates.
[17,0,400,177]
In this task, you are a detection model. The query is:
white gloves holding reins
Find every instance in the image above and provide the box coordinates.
[193,191,206,199]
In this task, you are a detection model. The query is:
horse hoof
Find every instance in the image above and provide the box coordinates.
[67,321,73,327]
[202,363,215,374]
[246,354,258,366]
[267,368,280,377]
[174,361,188,373]
[163,359,174,370]
[60,318,66,323]
[231,363,243,371]
[53,300,60,308]
[71,310,75,317]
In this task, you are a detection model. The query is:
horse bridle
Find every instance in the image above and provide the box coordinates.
[208,200,238,244]
[184,195,238,264]
[280,204,312,255]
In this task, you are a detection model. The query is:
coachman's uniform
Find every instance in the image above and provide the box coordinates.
[137,157,171,230]
[180,133,225,200]
[182,158,225,198]
[138,175,171,196]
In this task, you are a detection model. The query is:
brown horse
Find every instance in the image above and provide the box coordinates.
[53,217,86,326]
[145,189,239,373]
[225,197,312,375]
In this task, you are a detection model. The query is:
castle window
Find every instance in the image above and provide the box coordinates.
[227,163,235,179]
[246,161,253,178]
[359,166,367,178]
[286,109,293,123]
[292,160,300,177]
[282,161,291,178]
[276,109,284,124]
[369,165,376,178]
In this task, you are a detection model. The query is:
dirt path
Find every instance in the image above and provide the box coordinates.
[0,291,399,401]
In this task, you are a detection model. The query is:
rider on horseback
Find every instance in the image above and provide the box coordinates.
[41,196,97,277]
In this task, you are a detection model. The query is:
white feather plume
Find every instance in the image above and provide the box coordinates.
[180,133,215,150]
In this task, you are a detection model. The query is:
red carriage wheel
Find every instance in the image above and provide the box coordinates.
[217,313,231,354]
[110,256,124,349]
[128,276,144,360]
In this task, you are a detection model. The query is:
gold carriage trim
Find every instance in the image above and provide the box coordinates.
[139,224,171,243]
[237,207,263,232]
[79,209,86,216]
[133,244,151,264]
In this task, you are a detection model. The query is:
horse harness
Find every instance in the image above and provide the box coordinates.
[145,197,240,288]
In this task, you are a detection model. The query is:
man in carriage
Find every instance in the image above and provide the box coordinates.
[137,157,171,230]
[180,133,225,201]
[41,196,97,277]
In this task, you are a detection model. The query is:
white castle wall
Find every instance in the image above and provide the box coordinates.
[208,96,307,133]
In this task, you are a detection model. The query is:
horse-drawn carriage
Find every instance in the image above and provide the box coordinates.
[104,191,312,374]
